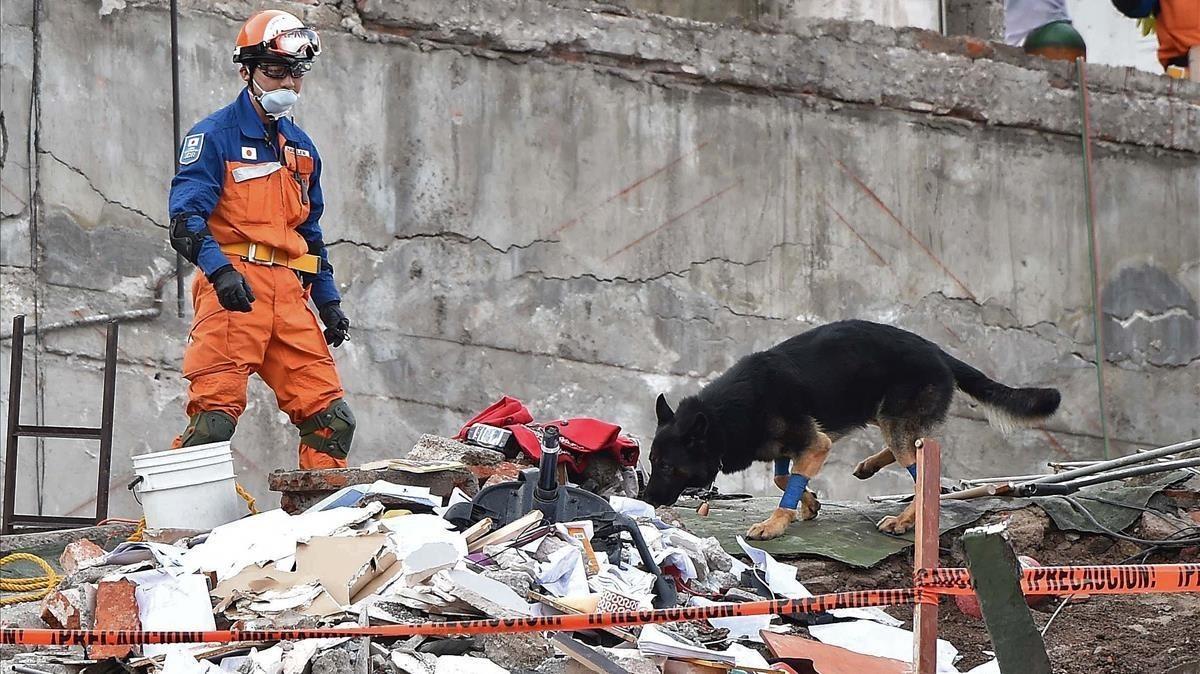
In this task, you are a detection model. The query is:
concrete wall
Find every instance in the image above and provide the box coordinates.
[1,0,1197,522]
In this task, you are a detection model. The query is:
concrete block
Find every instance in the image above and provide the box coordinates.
[39,585,95,630]
[409,434,507,466]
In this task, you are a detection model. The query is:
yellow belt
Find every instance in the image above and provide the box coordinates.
[220,242,320,275]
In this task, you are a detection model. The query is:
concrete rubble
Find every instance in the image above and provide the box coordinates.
[0,432,789,674]
[2,430,1199,674]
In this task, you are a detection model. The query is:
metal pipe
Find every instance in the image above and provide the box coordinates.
[3,315,27,534]
[95,319,119,523]
[1076,57,1112,460]
[1064,456,1200,489]
[171,0,184,317]
[0,272,172,340]
[962,474,1047,485]
[535,426,561,497]
[1015,457,1200,496]
[1032,438,1200,485]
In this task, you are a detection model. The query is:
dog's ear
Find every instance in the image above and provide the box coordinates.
[687,412,708,440]
[655,393,675,425]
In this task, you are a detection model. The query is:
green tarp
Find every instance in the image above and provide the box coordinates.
[676,471,1191,568]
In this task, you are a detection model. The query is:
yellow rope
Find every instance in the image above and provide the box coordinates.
[0,553,61,606]
[126,482,258,542]
[236,482,259,515]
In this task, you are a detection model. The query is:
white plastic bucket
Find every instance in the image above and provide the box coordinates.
[132,441,245,530]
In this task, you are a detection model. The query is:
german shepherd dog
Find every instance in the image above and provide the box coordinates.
[644,320,1060,539]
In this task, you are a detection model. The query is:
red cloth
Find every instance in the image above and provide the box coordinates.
[455,396,640,471]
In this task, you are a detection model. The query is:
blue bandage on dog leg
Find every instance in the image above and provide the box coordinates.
[773,458,791,476]
[779,473,810,510]
[907,463,918,480]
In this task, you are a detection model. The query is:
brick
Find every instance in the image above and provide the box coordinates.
[59,538,107,575]
[89,580,141,660]
[470,461,523,483]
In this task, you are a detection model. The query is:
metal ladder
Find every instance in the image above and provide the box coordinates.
[2,314,118,534]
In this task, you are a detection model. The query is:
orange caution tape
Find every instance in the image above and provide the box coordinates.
[5,564,1195,646]
[0,588,914,646]
[915,563,1200,596]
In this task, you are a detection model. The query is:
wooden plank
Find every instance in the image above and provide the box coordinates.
[961,525,1052,674]
[550,634,632,674]
[463,517,494,543]
[468,510,543,553]
[912,437,941,674]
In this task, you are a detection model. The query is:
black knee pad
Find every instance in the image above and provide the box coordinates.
[297,398,356,460]
[179,410,237,447]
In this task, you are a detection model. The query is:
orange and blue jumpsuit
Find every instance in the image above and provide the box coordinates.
[168,89,351,469]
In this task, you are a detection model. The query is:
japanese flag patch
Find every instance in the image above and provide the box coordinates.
[179,133,204,166]
[241,146,257,160]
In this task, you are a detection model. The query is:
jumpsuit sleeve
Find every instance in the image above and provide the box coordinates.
[169,128,232,277]
[296,150,342,308]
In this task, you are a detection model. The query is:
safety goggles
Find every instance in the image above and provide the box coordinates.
[267,28,321,59]
[257,60,312,79]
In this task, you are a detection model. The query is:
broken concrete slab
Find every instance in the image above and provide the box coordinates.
[312,646,355,674]
[39,585,95,630]
[480,631,555,670]
[269,466,479,514]
[409,434,508,466]
[435,568,532,617]
[480,568,534,597]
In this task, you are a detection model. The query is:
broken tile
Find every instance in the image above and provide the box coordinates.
[90,579,141,659]
[402,541,462,586]
[762,631,908,674]
[59,539,107,575]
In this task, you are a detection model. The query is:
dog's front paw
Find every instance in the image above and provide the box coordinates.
[876,512,915,535]
[799,489,820,521]
[852,459,879,480]
[747,508,797,540]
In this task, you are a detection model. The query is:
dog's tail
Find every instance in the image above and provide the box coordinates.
[942,352,1061,432]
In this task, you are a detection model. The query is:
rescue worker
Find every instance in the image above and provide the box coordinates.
[168,10,355,469]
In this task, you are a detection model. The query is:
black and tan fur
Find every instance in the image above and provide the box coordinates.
[644,320,1061,539]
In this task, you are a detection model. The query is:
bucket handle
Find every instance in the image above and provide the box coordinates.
[127,475,144,505]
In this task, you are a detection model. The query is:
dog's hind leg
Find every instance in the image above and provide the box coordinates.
[748,431,832,540]
[852,446,896,480]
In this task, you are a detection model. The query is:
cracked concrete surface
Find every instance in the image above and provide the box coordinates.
[0,0,1197,519]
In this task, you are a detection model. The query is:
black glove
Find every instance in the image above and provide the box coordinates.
[208,265,255,312]
[318,301,350,347]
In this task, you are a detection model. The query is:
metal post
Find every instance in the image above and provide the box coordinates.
[1076,57,1111,460]
[171,0,185,317]
[3,315,27,534]
[94,320,119,522]
[913,437,941,674]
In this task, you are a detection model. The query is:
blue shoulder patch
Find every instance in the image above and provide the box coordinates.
[179,133,205,166]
